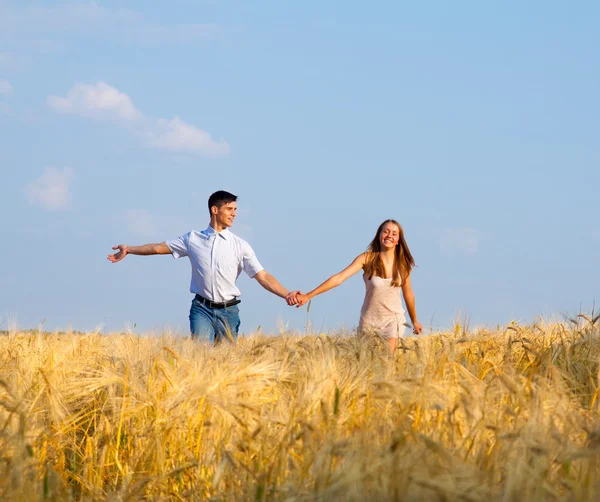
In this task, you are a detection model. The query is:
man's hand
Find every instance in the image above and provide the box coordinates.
[412,321,423,335]
[286,291,302,306]
[108,245,128,263]
[287,292,310,308]
[296,294,310,307]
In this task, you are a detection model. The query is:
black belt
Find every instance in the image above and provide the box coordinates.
[194,294,240,309]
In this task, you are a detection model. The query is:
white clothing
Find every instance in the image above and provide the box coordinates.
[166,226,264,302]
[358,274,407,339]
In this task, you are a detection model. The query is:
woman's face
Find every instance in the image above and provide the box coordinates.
[379,222,400,250]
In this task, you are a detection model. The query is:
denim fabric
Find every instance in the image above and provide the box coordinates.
[189,298,241,343]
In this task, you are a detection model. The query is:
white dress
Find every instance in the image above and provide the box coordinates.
[358,274,407,339]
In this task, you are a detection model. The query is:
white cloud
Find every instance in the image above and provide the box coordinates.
[47,82,141,121]
[0,80,13,95]
[147,117,230,157]
[439,227,479,256]
[48,82,228,157]
[126,209,158,237]
[25,167,73,210]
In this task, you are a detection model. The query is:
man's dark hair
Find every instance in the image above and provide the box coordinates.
[208,190,237,214]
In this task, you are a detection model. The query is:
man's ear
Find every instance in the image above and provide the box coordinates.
[210,205,218,215]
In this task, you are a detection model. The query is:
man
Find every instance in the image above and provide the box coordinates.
[108,190,298,342]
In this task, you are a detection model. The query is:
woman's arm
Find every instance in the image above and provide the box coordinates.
[292,253,367,307]
[401,274,422,334]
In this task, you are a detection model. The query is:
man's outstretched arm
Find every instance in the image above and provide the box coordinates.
[253,270,299,300]
[107,242,172,263]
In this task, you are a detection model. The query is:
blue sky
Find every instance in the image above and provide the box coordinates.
[1,0,598,335]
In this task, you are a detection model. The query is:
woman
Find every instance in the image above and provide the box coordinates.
[290,220,422,351]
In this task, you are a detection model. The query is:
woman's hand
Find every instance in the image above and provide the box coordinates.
[295,294,310,307]
[412,321,423,335]
[286,291,301,305]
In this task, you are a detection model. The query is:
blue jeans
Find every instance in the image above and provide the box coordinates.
[189,298,241,343]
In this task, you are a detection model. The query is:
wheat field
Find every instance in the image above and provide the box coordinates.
[1,318,600,501]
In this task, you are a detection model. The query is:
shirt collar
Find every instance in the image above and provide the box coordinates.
[202,225,229,240]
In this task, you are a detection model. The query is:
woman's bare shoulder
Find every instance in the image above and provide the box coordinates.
[356,252,370,263]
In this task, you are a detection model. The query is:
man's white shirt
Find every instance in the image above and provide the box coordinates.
[166,226,264,302]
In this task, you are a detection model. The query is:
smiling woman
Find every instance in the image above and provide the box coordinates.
[288,219,422,352]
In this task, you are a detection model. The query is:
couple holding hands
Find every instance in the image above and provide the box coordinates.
[108,191,422,351]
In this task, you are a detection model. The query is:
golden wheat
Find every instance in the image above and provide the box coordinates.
[0,318,599,501]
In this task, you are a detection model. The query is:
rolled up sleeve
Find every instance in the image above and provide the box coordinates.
[241,241,264,278]
[165,233,190,259]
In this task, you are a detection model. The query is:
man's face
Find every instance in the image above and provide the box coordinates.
[214,201,237,227]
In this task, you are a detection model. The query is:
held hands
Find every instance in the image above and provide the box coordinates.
[286,291,310,308]
[285,291,301,306]
[107,245,128,263]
